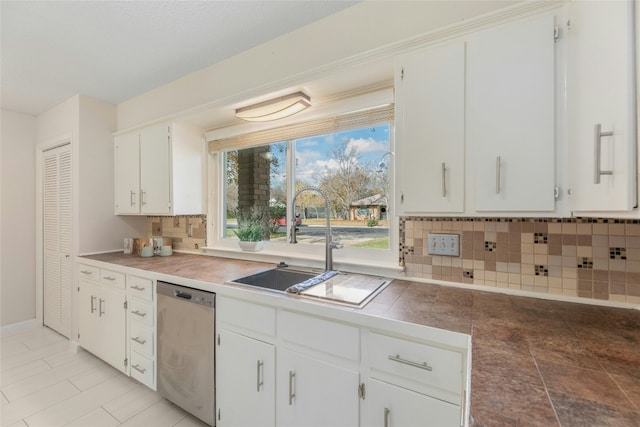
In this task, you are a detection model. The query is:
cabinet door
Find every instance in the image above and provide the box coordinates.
[216,330,275,427]
[396,41,465,214]
[139,124,171,215]
[78,282,127,374]
[78,280,100,357]
[468,14,556,212]
[361,379,461,427]
[114,132,140,214]
[97,286,128,374]
[276,348,359,427]
[567,0,636,212]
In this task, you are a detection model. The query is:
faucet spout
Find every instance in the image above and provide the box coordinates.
[291,186,341,271]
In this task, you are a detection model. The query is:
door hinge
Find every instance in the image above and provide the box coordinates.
[358,382,366,400]
[124,358,128,367]
[124,300,128,310]
[554,25,560,42]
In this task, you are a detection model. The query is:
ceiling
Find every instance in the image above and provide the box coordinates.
[0,1,360,117]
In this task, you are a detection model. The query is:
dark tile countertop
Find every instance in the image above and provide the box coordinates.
[82,252,640,426]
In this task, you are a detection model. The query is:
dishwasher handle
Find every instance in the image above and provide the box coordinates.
[175,290,193,300]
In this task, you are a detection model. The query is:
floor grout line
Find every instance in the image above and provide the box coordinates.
[0,326,207,427]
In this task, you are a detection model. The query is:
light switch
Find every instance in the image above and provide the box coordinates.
[426,233,460,256]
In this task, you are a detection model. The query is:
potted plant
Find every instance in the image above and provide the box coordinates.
[234,208,269,252]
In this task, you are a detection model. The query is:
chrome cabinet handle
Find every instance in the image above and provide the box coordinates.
[384,407,391,427]
[141,190,147,206]
[131,285,145,291]
[257,360,264,392]
[90,295,96,314]
[80,270,93,275]
[130,190,136,206]
[98,298,105,317]
[131,336,146,345]
[388,354,433,371]
[594,123,614,184]
[132,364,146,374]
[131,310,147,317]
[103,276,116,281]
[288,371,296,405]
[495,156,501,195]
[441,162,447,197]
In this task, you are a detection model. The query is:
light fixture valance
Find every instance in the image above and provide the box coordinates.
[235,92,311,122]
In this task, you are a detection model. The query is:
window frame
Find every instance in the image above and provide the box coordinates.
[206,93,398,267]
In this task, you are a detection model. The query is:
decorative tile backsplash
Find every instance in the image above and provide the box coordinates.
[400,217,640,305]
[146,215,207,250]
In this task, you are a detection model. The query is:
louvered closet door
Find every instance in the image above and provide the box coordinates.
[43,144,72,338]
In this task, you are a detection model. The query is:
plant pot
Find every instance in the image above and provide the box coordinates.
[238,241,264,252]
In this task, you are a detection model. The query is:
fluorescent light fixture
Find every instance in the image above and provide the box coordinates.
[235,92,311,122]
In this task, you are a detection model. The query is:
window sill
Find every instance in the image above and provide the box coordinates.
[202,245,405,278]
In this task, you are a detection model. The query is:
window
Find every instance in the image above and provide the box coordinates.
[209,103,395,264]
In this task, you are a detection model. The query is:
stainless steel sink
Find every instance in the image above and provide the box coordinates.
[229,266,392,308]
[229,267,321,292]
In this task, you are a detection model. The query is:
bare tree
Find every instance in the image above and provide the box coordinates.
[317,139,373,219]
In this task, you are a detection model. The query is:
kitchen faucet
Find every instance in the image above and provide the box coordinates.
[290,186,343,271]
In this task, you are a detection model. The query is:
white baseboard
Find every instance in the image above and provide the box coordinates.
[0,318,40,337]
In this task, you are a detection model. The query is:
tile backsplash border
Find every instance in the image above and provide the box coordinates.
[400,216,640,305]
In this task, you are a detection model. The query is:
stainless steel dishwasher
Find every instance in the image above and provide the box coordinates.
[157,281,215,426]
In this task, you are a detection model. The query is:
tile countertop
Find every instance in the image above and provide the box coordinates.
[81,252,640,426]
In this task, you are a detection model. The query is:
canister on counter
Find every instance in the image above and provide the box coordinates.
[124,238,133,254]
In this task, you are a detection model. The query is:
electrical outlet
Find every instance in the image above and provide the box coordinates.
[427,233,460,256]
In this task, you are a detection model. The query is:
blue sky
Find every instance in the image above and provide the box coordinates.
[271,124,390,187]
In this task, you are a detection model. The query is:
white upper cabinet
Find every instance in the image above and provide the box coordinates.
[394,10,559,216]
[114,132,140,214]
[567,0,637,214]
[114,122,204,216]
[395,41,466,214]
[468,13,557,212]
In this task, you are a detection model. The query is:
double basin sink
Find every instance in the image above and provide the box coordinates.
[229,265,391,308]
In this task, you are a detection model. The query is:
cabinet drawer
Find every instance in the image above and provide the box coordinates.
[130,351,155,389]
[129,299,154,327]
[100,269,126,290]
[367,332,462,403]
[129,276,153,301]
[217,296,276,338]
[78,264,100,281]
[279,310,359,361]
[130,322,154,357]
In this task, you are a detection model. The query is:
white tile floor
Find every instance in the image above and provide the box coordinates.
[1,326,209,427]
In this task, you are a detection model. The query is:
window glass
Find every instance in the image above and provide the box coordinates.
[222,124,391,251]
[292,124,390,250]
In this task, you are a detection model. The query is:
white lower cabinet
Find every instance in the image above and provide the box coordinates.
[127,274,156,390]
[276,348,360,427]
[216,296,470,427]
[77,275,127,374]
[216,329,275,427]
[361,379,460,427]
[77,262,158,389]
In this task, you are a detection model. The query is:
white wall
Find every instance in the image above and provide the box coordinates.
[1,109,37,326]
[77,96,146,254]
[117,0,518,129]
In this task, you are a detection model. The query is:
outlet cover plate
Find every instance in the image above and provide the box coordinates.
[427,233,460,256]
